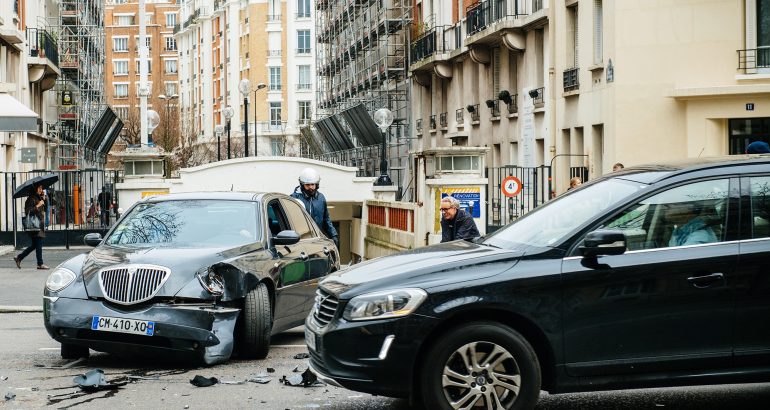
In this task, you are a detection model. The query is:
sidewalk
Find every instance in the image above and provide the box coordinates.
[0,247,90,313]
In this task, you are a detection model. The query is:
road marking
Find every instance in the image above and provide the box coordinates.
[39,348,59,351]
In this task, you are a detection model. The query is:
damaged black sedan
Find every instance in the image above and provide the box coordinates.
[43,192,339,364]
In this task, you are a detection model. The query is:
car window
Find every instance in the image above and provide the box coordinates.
[749,176,770,239]
[602,179,730,251]
[281,198,315,239]
[266,199,289,236]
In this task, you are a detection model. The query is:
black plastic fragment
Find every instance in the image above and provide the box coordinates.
[293,353,310,359]
[280,369,325,387]
[4,392,15,401]
[73,369,127,392]
[189,375,219,387]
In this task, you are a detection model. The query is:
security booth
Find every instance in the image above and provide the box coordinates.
[113,146,171,212]
[411,147,489,246]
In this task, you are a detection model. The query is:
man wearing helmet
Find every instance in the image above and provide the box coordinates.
[291,168,339,247]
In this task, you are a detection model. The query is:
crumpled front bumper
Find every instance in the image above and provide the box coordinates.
[43,296,240,365]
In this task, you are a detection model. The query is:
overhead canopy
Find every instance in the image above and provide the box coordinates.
[314,115,355,152]
[85,107,117,150]
[98,118,124,154]
[0,93,39,132]
[340,104,383,147]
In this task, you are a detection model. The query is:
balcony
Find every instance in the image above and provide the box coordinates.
[466,0,520,37]
[468,104,480,122]
[267,50,282,57]
[506,94,518,114]
[296,48,311,55]
[295,12,311,19]
[296,83,311,90]
[456,108,464,124]
[486,100,500,118]
[563,67,579,92]
[429,115,437,131]
[439,112,448,129]
[259,121,288,133]
[267,14,281,21]
[416,118,423,134]
[26,28,59,69]
[737,47,770,74]
[532,87,545,107]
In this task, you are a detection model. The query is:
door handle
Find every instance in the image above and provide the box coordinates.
[322,247,330,255]
[686,273,724,289]
[299,252,309,261]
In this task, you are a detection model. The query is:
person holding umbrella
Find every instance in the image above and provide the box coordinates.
[13,175,57,270]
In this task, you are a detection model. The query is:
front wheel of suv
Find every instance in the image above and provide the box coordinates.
[419,322,541,410]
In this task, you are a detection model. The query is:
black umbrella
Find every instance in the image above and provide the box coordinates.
[12,173,59,199]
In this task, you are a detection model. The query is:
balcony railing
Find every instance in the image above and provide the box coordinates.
[737,47,770,73]
[296,48,311,54]
[439,112,447,128]
[267,50,282,57]
[487,100,500,117]
[506,94,518,114]
[532,87,545,106]
[269,84,282,91]
[295,12,311,18]
[416,118,423,132]
[563,67,579,92]
[411,25,454,63]
[26,28,59,68]
[456,108,464,123]
[466,0,519,37]
[296,83,311,90]
[429,115,437,130]
[468,104,480,122]
[267,14,281,21]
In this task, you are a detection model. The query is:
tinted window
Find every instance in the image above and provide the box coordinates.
[603,179,729,250]
[106,200,259,248]
[749,176,770,239]
[266,199,289,236]
[281,198,314,239]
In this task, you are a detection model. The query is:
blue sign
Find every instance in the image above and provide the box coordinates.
[442,191,481,218]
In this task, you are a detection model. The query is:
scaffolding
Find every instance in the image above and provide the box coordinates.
[55,0,106,169]
[315,0,412,191]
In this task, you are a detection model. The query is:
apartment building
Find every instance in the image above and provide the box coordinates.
[0,0,61,172]
[105,0,180,151]
[411,0,770,202]
[176,0,314,160]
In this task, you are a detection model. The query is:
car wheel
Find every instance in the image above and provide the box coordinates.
[419,322,541,410]
[61,343,89,360]
[239,282,272,359]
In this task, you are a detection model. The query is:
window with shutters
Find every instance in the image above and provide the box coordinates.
[593,0,603,65]
[567,4,579,68]
[493,47,501,97]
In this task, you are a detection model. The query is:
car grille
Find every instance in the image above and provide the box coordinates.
[312,288,339,327]
[98,265,170,305]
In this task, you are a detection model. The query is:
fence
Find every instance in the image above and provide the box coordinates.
[1,170,121,248]
[486,165,551,233]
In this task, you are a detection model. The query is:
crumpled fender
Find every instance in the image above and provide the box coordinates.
[173,261,265,302]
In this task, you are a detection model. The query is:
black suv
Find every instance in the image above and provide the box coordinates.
[305,156,770,409]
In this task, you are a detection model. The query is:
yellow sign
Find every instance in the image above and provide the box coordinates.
[141,191,169,198]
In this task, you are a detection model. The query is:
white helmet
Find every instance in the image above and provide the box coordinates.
[298,168,320,185]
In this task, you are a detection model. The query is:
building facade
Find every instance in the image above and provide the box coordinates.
[410,0,770,199]
[105,0,180,153]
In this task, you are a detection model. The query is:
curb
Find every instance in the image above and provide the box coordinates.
[0,306,43,313]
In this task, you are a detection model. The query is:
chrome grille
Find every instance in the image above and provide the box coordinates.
[312,288,339,327]
[99,265,170,305]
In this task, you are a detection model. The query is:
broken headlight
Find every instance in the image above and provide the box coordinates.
[197,268,224,296]
[46,267,76,292]
[343,288,427,321]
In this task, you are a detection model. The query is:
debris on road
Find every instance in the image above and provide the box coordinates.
[280,369,325,388]
[4,392,15,401]
[292,364,307,373]
[293,353,310,359]
[247,373,272,384]
[73,369,127,391]
[189,375,219,387]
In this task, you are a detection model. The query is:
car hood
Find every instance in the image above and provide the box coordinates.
[321,241,524,298]
[80,244,247,299]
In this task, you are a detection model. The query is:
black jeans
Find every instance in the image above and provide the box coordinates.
[18,235,44,266]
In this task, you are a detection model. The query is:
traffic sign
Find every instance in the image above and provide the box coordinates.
[501,176,522,197]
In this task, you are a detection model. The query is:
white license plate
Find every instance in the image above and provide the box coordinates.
[91,316,155,336]
[305,327,317,351]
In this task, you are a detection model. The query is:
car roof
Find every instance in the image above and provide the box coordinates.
[613,154,770,183]
[142,191,279,202]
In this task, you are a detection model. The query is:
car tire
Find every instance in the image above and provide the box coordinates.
[61,343,89,360]
[240,282,272,359]
[419,322,541,410]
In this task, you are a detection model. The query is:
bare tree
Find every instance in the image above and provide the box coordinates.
[154,104,180,153]
[122,108,141,145]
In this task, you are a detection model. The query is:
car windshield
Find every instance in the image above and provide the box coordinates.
[483,178,646,249]
[105,199,260,248]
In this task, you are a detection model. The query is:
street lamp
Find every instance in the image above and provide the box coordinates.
[214,124,225,161]
[372,108,393,186]
[253,82,267,156]
[158,94,178,150]
[147,109,160,146]
[239,79,251,157]
[223,106,234,159]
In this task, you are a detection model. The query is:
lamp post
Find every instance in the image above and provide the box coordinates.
[372,108,393,186]
[158,93,178,150]
[239,79,251,157]
[214,125,224,161]
[223,106,234,159]
[253,82,266,155]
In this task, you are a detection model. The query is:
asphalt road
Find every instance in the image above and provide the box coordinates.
[1,249,769,409]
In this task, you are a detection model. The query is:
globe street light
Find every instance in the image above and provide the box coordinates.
[253,82,267,155]
[147,109,160,147]
[158,94,178,150]
[239,79,251,157]
[373,108,394,186]
[223,106,234,159]
[214,124,225,161]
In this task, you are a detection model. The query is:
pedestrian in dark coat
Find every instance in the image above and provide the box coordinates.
[14,184,49,269]
[290,168,339,247]
[440,196,480,243]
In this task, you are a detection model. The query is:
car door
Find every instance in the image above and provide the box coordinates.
[733,174,770,365]
[561,177,739,377]
[265,198,308,328]
[279,198,330,322]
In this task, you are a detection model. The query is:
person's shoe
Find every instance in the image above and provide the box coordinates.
[13,256,21,269]
[37,264,49,270]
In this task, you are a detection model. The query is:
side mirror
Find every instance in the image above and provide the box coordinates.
[273,230,300,246]
[84,233,103,247]
[579,230,626,257]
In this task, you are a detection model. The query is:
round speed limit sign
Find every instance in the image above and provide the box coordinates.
[501,176,522,197]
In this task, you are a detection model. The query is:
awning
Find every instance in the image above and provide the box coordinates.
[0,93,39,132]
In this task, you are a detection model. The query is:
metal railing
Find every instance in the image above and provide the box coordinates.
[429,115,436,130]
[466,0,522,37]
[267,14,281,21]
[469,104,480,122]
[737,47,770,73]
[295,12,310,18]
[26,28,59,68]
[456,108,464,123]
[488,100,500,117]
[506,94,518,114]
[296,83,312,90]
[411,25,454,62]
[296,48,311,54]
[439,112,448,128]
[416,118,423,132]
[267,50,282,57]
[532,87,545,106]
[563,67,579,92]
